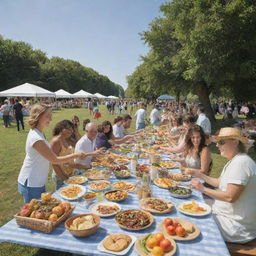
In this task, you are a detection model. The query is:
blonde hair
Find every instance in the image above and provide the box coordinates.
[28,104,51,129]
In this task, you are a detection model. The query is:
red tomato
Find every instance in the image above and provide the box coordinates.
[160,239,173,252]
[175,226,186,237]
[164,218,173,227]
[173,221,181,229]
[153,233,165,245]
[166,225,176,235]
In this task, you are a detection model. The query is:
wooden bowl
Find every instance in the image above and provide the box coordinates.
[65,214,100,237]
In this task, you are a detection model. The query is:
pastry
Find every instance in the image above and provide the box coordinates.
[103,234,131,252]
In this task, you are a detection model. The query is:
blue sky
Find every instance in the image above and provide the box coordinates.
[0,0,167,89]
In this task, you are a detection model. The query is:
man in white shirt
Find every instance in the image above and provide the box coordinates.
[74,123,102,168]
[196,105,211,136]
[113,114,141,138]
[134,103,147,130]
[150,104,161,126]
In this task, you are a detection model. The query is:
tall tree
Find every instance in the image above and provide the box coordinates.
[127,0,256,121]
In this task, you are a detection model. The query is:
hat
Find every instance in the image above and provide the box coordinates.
[212,127,248,144]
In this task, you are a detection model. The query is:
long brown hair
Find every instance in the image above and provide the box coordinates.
[184,125,206,158]
[98,120,113,139]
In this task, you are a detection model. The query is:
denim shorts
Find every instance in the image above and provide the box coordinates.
[18,180,46,203]
[136,122,146,130]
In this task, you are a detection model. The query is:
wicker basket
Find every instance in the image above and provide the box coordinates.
[14,206,75,233]
[65,214,100,237]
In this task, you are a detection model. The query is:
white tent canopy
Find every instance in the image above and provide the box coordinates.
[94,93,107,99]
[107,95,119,99]
[72,90,94,98]
[0,83,56,98]
[55,89,72,98]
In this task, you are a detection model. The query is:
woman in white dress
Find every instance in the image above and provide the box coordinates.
[190,127,256,243]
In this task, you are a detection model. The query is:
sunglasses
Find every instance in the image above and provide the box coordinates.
[217,140,226,145]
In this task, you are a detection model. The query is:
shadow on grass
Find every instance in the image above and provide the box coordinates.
[33,248,73,256]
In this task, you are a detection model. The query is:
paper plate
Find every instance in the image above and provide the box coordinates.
[177,201,211,217]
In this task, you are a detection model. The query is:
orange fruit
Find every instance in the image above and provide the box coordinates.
[146,237,158,249]
[152,246,164,256]
[153,233,165,245]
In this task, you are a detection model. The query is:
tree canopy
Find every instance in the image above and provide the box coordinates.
[0,35,124,97]
[126,0,256,120]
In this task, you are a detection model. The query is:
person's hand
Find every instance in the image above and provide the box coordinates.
[125,135,134,140]
[76,152,88,160]
[190,178,205,192]
[185,168,201,177]
[94,147,105,155]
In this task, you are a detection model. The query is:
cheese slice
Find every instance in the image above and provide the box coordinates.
[177,219,194,233]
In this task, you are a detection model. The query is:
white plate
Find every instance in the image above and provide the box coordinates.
[177,201,211,216]
[88,180,111,192]
[59,185,86,200]
[64,175,88,185]
[97,234,136,255]
[89,201,121,217]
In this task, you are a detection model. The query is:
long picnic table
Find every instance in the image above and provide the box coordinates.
[0,156,230,256]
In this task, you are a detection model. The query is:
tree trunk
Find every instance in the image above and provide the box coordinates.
[194,82,216,123]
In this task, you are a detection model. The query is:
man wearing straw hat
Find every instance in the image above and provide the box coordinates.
[189,127,256,243]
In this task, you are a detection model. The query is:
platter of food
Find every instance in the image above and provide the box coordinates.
[98,234,136,255]
[168,173,191,181]
[159,161,177,169]
[15,193,75,233]
[139,198,174,214]
[115,209,154,231]
[64,176,88,185]
[135,233,176,256]
[169,186,192,198]
[88,180,111,192]
[159,217,201,241]
[104,190,128,202]
[65,213,100,237]
[89,201,121,217]
[177,200,211,216]
[153,178,180,189]
[85,169,109,180]
[114,158,130,165]
[113,166,131,179]
[112,181,137,192]
[59,185,86,200]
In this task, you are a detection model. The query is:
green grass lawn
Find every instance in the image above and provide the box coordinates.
[0,106,255,256]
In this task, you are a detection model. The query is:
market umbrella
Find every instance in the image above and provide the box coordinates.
[157,94,176,100]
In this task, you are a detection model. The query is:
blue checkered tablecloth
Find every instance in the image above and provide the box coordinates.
[0,156,230,256]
